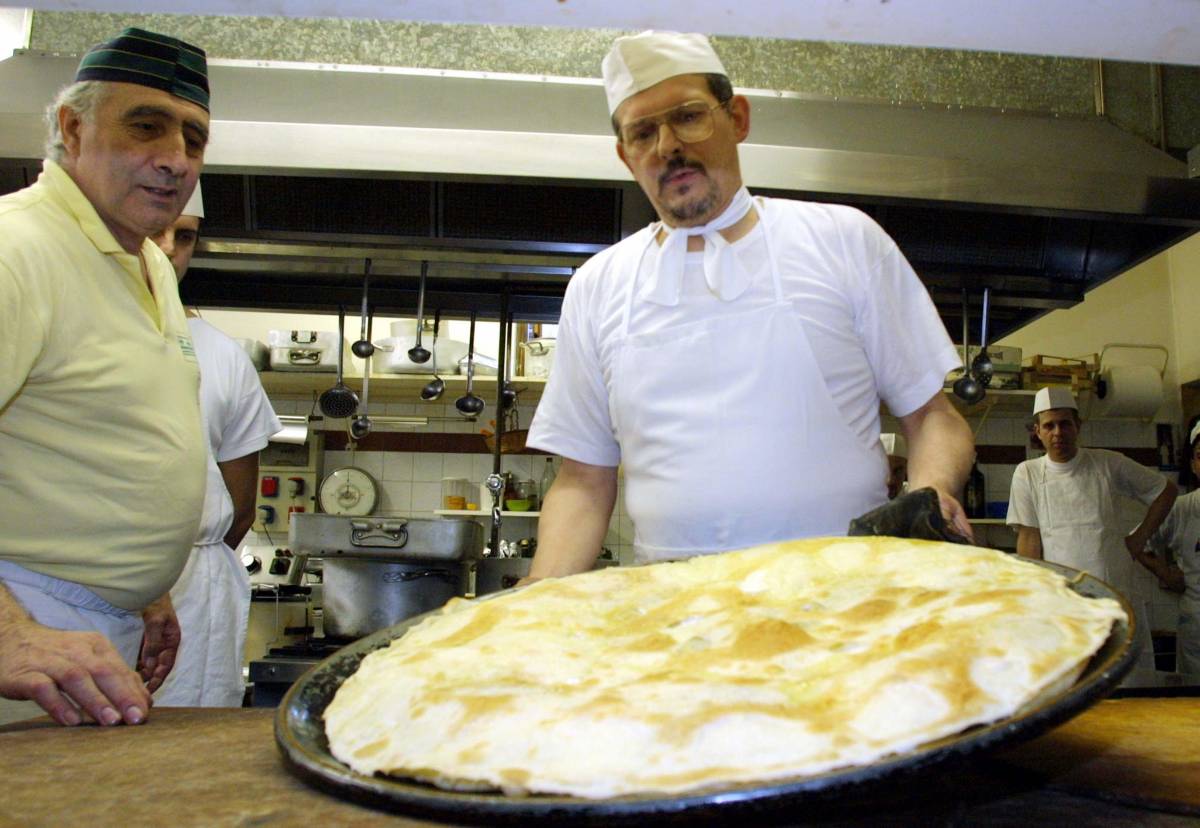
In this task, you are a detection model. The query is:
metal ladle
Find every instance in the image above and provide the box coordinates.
[351,259,375,360]
[419,309,445,401]
[970,286,994,388]
[318,305,360,418]
[952,290,984,405]
[407,261,431,364]
[455,310,485,416]
[349,312,374,440]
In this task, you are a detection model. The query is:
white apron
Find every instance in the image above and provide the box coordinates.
[1036,464,1156,682]
[609,199,887,563]
[154,450,250,707]
[1180,593,1200,679]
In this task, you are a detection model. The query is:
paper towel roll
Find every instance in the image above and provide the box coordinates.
[271,416,310,445]
[1092,365,1163,418]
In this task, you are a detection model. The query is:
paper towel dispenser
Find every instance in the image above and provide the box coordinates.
[1088,343,1169,420]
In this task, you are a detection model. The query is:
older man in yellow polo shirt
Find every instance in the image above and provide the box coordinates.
[0,28,210,727]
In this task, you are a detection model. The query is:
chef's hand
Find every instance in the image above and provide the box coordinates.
[0,618,151,726]
[933,486,975,544]
[848,487,973,544]
[138,593,180,693]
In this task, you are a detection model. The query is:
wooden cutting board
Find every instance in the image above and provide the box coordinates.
[997,698,1200,814]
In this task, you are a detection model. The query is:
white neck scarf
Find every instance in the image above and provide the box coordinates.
[640,186,756,307]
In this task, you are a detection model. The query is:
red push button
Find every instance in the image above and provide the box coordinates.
[261,476,279,497]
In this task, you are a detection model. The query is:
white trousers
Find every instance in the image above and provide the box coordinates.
[0,560,143,725]
[153,541,250,707]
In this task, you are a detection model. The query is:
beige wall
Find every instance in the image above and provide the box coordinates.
[1168,232,1200,386]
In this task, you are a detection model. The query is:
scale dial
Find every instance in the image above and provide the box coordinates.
[317,466,380,516]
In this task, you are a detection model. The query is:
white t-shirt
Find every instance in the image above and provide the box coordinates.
[529,198,959,466]
[1007,449,1166,536]
[187,318,281,545]
[1151,490,1200,604]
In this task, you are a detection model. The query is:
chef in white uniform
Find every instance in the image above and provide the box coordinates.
[1007,386,1176,682]
[151,185,281,706]
[525,31,974,579]
[1140,420,1200,679]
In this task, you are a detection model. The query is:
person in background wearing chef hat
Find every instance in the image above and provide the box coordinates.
[524,31,974,580]
[1136,419,1200,680]
[0,28,211,727]
[150,185,281,707]
[880,434,909,500]
[1007,386,1176,683]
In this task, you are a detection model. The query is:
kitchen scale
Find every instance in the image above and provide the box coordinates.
[317,467,380,516]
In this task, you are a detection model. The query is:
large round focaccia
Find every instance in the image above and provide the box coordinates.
[324,537,1124,799]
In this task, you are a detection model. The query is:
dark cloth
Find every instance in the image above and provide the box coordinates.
[75,27,209,111]
[847,487,969,543]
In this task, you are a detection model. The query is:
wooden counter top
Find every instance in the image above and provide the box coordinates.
[1,700,1196,827]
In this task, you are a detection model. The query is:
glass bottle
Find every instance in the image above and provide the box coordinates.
[965,461,987,519]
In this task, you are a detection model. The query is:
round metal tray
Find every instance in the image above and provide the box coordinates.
[276,560,1137,825]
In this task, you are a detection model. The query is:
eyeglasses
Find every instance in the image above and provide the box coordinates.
[618,101,726,157]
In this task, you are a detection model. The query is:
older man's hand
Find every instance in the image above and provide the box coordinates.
[138,593,180,693]
[0,618,151,726]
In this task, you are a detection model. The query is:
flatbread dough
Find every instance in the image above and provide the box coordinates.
[324,537,1124,799]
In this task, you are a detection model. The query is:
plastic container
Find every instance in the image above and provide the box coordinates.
[520,338,556,378]
[441,477,469,511]
[514,479,538,510]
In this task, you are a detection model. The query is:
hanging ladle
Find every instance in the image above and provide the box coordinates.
[970,286,994,388]
[419,309,445,401]
[952,289,984,405]
[350,311,374,440]
[455,310,486,416]
[407,261,431,364]
[351,259,375,360]
[318,304,360,418]
[500,311,517,411]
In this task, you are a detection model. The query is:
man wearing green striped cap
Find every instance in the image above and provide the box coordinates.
[0,28,212,728]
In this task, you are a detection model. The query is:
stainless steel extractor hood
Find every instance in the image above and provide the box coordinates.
[1,50,1197,336]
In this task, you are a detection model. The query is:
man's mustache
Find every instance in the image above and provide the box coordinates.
[658,158,705,190]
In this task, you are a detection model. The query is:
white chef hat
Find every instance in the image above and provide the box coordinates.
[1032,386,1077,415]
[1189,420,1200,447]
[880,433,908,459]
[181,181,204,219]
[601,31,728,115]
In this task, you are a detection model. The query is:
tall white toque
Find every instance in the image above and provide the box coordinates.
[181,181,204,219]
[602,30,727,115]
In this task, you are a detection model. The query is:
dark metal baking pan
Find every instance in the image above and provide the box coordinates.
[276,559,1137,825]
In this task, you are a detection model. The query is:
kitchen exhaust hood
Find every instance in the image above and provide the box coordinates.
[0,50,1197,337]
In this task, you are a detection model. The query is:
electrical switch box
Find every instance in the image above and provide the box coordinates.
[252,431,323,539]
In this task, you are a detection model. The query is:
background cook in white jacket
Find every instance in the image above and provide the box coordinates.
[1007,386,1177,682]
[525,32,974,580]
[1140,421,1200,679]
[151,186,281,706]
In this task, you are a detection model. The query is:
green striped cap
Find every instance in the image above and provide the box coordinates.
[75,27,209,112]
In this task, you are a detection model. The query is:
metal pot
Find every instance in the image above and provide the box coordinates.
[322,558,468,639]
